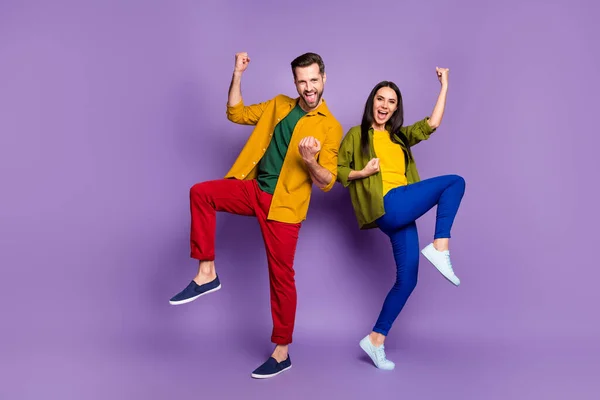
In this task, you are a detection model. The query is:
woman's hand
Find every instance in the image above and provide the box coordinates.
[361,158,380,177]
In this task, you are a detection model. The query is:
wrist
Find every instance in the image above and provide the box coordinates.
[233,70,243,78]
[303,157,317,166]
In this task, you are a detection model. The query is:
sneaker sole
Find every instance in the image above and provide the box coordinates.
[421,248,460,286]
[251,365,292,379]
[169,284,222,305]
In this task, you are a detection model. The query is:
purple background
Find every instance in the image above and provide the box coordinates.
[1,0,598,398]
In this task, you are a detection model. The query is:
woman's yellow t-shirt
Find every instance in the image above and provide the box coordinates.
[373,129,408,196]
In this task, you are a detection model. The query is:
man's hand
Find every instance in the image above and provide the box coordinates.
[361,158,380,177]
[298,136,332,189]
[436,67,449,87]
[228,53,250,107]
[234,52,251,74]
[298,136,321,163]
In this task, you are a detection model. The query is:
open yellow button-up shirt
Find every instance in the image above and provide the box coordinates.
[225,94,343,224]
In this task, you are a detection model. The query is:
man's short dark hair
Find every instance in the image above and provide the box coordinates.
[291,53,325,79]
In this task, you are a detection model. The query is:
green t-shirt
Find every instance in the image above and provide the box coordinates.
[257,103,306,194]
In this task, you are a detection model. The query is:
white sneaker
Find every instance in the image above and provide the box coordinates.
[421,243,460,286]
[359,335,395,370]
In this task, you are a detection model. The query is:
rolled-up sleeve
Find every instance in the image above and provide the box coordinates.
[402,117,436,146]
[336,128,355,188]
[318,122,344,192]
[226,98,271,126]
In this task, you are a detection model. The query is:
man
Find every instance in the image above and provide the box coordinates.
[169,52,343,379]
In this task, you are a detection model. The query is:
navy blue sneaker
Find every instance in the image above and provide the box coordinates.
[169,276,221,305]
[251,355,292,379]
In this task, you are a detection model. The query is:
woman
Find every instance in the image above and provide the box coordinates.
[337,68,465,370]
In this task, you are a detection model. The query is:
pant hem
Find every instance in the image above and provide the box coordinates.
[190,252,215,261]
[271,336,292,345]
[372,327,388,336]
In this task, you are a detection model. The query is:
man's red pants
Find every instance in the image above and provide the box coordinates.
[189,178,301,345]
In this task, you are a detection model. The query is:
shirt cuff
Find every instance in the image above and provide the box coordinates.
[424,117,437,134]
[226,99,244,116]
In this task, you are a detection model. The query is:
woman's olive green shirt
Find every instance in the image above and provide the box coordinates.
[337,118,435,229]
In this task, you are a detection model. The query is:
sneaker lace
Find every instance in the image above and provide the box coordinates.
[374,346,388,363]
[445,252,454,271]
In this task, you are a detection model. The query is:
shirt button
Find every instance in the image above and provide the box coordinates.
[241,174,245,178]
[253,161,256,164]
[263,148,266,151]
